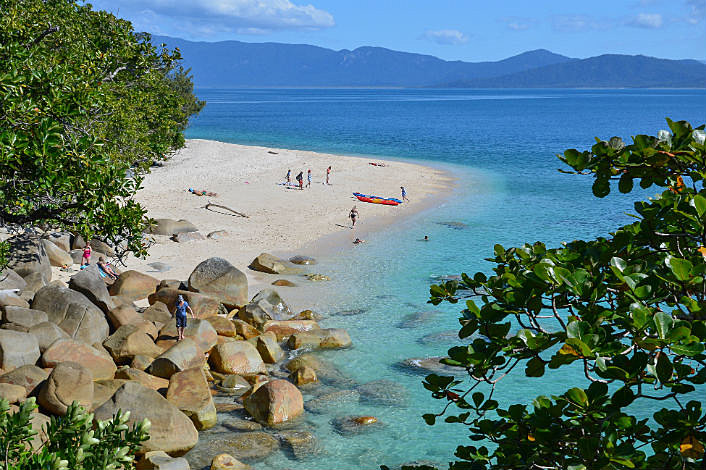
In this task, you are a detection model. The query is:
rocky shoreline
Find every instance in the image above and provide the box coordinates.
[0,224,384,470]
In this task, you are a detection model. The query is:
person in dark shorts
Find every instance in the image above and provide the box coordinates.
[296,171,304,190]
[175,295,194,341]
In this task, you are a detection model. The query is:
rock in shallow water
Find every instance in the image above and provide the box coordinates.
[398,357,466,376]
[200,431,279,460]
[304,389,360,414]
[277,430,321,460]
[289,255,317,265]
[356,379,409,407]
[330,415,385,436]
[396,310,439,329]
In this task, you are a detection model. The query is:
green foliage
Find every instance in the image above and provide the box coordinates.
[421,119,706,469]
[0,398,149,469]
[0,0,204,265]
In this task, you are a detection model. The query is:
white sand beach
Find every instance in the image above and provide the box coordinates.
[115,139,452,292]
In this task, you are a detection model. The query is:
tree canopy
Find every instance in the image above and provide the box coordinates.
[419,119,706,469]
[0,0,203,262]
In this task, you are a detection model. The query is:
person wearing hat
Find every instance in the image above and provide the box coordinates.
[175,295,195,341]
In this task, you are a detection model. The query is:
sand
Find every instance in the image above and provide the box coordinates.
[115,139,452,294]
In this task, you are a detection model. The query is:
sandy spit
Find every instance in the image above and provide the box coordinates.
[116,139,453,295]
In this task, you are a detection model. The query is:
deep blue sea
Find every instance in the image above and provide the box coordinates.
[185,89,706,469]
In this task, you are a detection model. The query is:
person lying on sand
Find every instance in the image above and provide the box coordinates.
[189,188,218,197]
[353,238,365,244]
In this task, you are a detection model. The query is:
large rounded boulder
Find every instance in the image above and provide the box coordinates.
[238,289,294,328]
[146,219,197,236]
[108,271,160,301]
[38,362,93,415]
[159,319,217,353]
[244,379,304,426]
[42,338,117,380]
[31,284,109,345]
[41,239,73,267]
[208,341,266,376]
[6,235,51,283]
[148,288,220,319]
[0,268,27,291]
[148,338,205,379]
[93,381,199,455]
[187,257,248,308]
[166,367,217,430]
[0,330,40,370]
[249,253,300,275]
[0,365,49,395]
[68,264,115,313]
[103,324,163,364]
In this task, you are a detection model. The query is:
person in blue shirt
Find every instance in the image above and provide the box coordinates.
[401,186,409,202]
[174,295,194,341]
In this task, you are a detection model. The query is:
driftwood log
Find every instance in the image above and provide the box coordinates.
[202,202,249,218]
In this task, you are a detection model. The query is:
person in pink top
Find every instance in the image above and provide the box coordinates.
[81,241,92,268]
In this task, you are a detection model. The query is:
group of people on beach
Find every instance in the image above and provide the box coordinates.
[285,166,332,189]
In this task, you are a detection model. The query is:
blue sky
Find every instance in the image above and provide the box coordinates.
[90,0,706,61]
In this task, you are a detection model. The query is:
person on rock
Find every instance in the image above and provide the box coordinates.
[80,241,92,268]
[175,295,195,341]
[97,257,118,280]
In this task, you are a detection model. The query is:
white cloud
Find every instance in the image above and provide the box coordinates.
[501,17,536,31]
[420,29,469,45]
[627,12,664,28]
[551,15,613,32]
[93,0,334,35]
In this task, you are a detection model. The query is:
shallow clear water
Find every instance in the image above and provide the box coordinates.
[185,89,706,469]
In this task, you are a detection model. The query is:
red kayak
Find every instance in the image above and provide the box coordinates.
[355,195,399,205]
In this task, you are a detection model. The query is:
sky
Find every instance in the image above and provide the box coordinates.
[88,0,706,61]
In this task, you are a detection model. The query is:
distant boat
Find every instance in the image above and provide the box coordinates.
[353,192,401,206]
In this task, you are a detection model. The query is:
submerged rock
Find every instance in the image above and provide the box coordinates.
[399,357,467,376]
[331,415,384,436]
[304,389,360,414]
[277,430,321,460]
[333,308,367,317]
[436,221,468,230]
[396,310,439,329]
[289,256,316,265]
[357,379,409,407]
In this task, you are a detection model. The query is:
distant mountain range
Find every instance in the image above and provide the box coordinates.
[153,35,706,89]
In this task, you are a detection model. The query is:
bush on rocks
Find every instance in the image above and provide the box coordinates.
[94,380,198,455]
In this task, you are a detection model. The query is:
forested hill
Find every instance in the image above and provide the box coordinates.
[442,54,706,88]
[153,35,706,88]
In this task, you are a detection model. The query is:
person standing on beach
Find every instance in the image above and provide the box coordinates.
[306,169,312,188]
[286,169,291,183]
[326,166,332,185]
[80,241,92,268]
[349,205,359,228]
[296,171,304,190]
[401,186,409,202]
[175,295,194,341]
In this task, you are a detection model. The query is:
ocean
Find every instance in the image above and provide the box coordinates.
[184,88,706,469]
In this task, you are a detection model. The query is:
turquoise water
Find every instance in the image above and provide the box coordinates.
[185,89,706,469]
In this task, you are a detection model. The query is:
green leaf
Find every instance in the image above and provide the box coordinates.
[656,353,673,384]
[611,257,627,272]
[618,173,633,193]
[525,357,545,377]
[422,414,436,425]
[565,388,588,408]
[667,257,693,282]
[654,312,674,340]
[692,194,706,217]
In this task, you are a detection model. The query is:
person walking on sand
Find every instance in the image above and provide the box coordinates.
[296,171,304,190]
[80,241,92,268]
[326,166,332,185]
[306,169,312,188]
[401,186,409,202]
[175,295,194,341]
[285,169,291,184]
[349,205,359,228]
